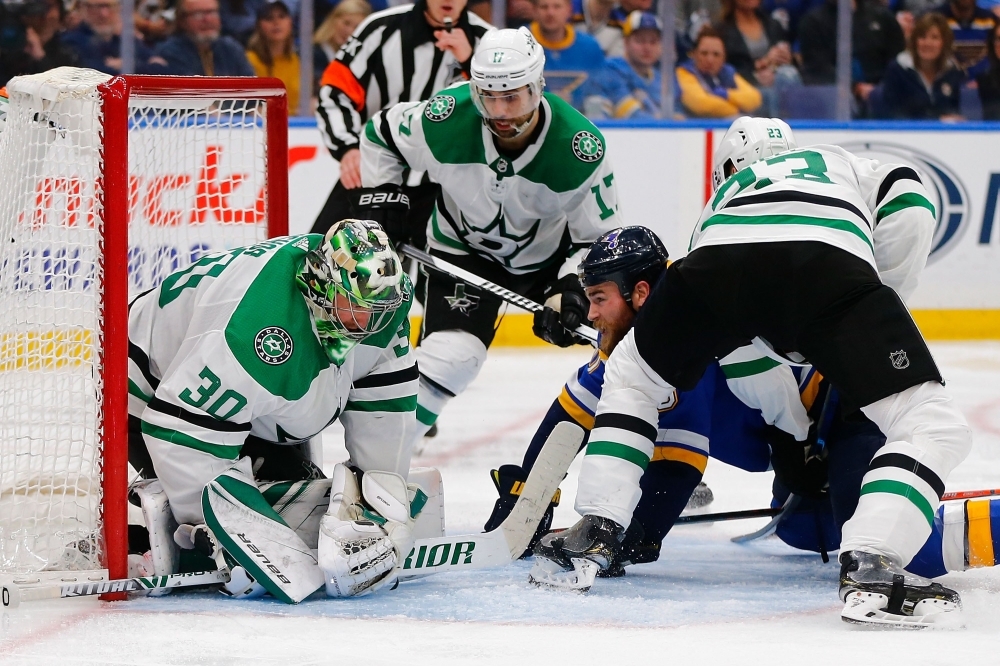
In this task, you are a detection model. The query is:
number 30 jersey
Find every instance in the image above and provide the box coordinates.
[127,234,417,524]
[693,145,937,302]
[361,83,622,274]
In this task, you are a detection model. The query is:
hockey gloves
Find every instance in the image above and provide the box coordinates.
[350,185,411,247]
[483,464,561,558]
[533,274,590,348]
[765,424,829,500]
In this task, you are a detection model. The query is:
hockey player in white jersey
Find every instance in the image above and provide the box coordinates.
[127,220,424,603]
[533,117,974,627]
[356,27,622,449]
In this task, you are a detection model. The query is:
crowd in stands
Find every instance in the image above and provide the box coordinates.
[2,0,1000,120]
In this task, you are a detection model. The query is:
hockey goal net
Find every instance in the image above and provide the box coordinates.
[0,68,288,589]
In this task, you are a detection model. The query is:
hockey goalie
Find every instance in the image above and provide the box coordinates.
[126,219,441,602]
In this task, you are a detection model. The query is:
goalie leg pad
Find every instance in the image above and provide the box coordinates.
[202,457,325,604]
[408,467,445,540]
[259,478,333,550]
[129,479,179,596]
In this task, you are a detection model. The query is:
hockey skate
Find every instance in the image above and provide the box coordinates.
[839,550,962,628]
[529,515,624,592]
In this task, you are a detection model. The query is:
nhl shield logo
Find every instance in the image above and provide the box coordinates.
[572,131,604,163]
[889,350,909,370]
[425,95,455,122]
[256,327,293,365]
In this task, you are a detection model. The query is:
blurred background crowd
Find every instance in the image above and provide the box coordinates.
[2,0,999,122]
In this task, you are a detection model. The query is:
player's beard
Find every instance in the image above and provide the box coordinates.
[595,308,635,356]
[487,110,535,139]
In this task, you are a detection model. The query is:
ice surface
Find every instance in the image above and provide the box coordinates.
[2,343,1000,664]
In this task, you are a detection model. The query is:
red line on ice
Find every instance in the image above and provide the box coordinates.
[415,408,550,467]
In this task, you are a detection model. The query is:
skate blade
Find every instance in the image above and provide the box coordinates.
[528,557,599,592]
[841,591,964,629]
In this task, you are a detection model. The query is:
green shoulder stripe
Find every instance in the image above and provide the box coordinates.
[701,213,874,251]
[421,84,487,166]
[875,192,935,224]
[365,119,389,150]
[517,94,606,193]
[225,235,330,401]
[585,440,650,470]
[721,356,781,379]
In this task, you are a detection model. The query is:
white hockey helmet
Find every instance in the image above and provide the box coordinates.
[711,116,797,192]
[470,27,546,136]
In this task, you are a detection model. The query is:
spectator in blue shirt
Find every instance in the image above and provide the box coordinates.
[873,12,964,119]
[151,0,254,76]
[927,0,997,78]
[62,0,166,74]
[531,0,606,108]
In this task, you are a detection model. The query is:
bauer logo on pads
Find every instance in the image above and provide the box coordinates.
[255,327,293,365]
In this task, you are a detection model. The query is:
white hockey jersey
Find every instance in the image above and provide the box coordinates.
[128,234,417,524]
[693,144,935,302]
[361,83,622,274]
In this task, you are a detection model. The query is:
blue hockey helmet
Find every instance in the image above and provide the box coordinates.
[578,226,669,301]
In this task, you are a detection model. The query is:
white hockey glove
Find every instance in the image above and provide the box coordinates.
[318,463,414,597]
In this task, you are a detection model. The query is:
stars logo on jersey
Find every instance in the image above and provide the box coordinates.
[255,327,293,365]
[572,131,603,163]
[890,350,910,370]
[425,95,456,122]
[456,205,541,266]
[445,283,479,314]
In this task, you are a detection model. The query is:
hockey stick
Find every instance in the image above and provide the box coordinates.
[400,421,584,576]
[1,570,229,609]
[941,488,1000,501]
[730,493,800,543]
[399,244,599,345]
[675,507,783,525]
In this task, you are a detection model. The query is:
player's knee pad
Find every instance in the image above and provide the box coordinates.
[861,381,973,478]
[127,479,179,596]
[415,330,488,397]
[408,467,445,540]
[202,457,325,604]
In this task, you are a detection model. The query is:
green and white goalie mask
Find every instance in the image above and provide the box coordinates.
[296,219,406,361]
[470,27,545,138]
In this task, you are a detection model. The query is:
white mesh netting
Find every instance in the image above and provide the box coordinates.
[0,68,272,576]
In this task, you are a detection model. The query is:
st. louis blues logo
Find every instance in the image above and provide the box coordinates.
[841,142,969,264]
[445,283,479,314]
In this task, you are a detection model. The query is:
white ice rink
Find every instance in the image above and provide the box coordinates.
[3,342,1000,665]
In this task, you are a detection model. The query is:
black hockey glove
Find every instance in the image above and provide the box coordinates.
[483,464,561,558]
[532,274,590,348]
[350,185,410,246]
[766,424,829,500]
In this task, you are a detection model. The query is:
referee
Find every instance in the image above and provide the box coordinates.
[313,0,493,245]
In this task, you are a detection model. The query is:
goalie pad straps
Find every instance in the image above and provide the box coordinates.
[130,479,179,596]
[258,479,334,550]
[202,457,325,604]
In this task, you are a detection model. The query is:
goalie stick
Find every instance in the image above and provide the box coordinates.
[399,245,599,345]
[2,422,584,606]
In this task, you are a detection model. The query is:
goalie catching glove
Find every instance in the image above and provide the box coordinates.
[532,274,590,348]
[318,463,416,597]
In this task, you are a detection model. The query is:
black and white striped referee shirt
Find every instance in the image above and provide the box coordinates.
[315,0,493,161]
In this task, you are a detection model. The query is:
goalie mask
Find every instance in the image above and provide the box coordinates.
[711,117,796,193]
[470,27,545,138]
[296,219,407,361]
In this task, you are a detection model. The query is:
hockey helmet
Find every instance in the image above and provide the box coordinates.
[578,226,669,301]
[470,27,546,136]
[296,219,407,348]
[711,116,797,193]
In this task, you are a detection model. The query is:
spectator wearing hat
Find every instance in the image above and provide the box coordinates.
[312,0,371,83]
[531,0,606,108]
[677,25,761,117]
[151,0,254,75]
[584,11,672,118]
[246,0,299,109]
[62,0,166,74]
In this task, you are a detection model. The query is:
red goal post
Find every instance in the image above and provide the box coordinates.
[0,69,288,600]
